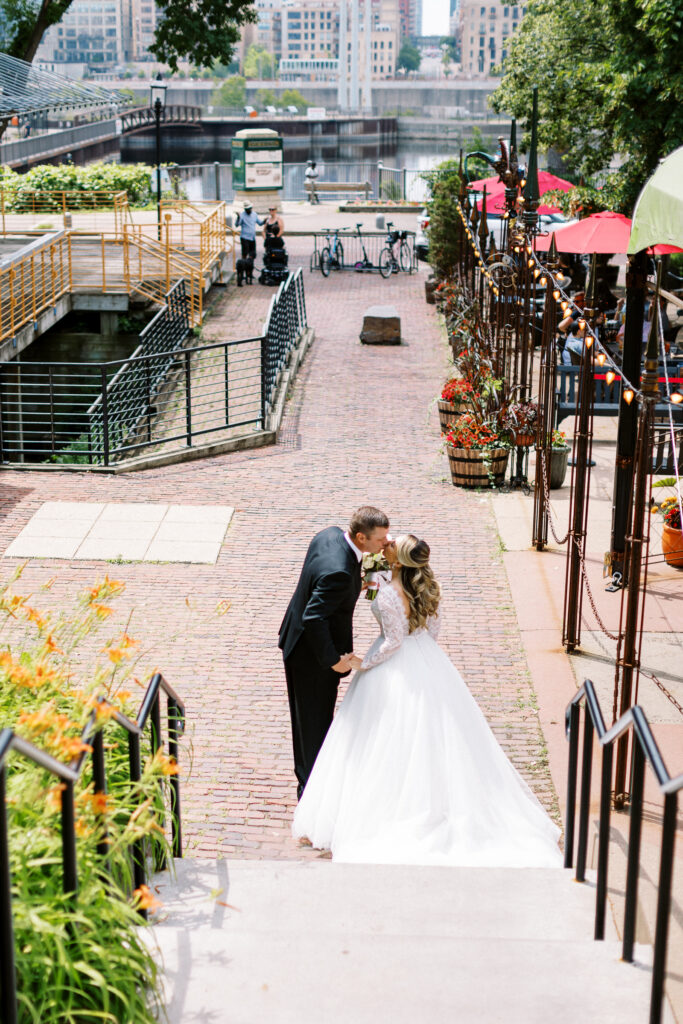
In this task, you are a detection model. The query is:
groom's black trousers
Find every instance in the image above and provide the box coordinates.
[284,638,340,795]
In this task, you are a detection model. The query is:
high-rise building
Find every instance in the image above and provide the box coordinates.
[36,0,124,66]
[409,0,422,38]
[458,1,525,77]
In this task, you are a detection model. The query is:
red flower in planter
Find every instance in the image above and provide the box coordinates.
[441,378,476,403]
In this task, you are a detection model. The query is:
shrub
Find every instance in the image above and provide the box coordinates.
[421,158,464,280]
[0,162,162,208]
[1,571,176,1023]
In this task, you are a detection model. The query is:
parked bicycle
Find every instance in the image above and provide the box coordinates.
[320,227,344,276]
[379,222,412,278]
[353,222,374,272]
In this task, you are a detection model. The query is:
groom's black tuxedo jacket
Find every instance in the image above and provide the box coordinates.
[279,526,362,671]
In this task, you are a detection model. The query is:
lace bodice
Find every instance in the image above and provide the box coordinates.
[361,584,440,669]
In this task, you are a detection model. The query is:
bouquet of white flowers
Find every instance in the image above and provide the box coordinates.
[361,551,391,600]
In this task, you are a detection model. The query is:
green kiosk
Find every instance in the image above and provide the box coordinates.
[231,128,283,213]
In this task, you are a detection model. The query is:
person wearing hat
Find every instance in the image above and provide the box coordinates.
[235,200,265,261]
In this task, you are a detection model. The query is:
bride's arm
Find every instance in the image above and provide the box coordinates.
[427,610,441,640]
[352,589,405,670]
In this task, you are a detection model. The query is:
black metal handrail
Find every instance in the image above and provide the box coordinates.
[0,271,307,467]
[0,672,185,1024]
[565,679,682,1024]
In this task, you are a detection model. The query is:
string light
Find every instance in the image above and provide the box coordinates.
[672,392,683,404]
[585,335,593,348]
[539,276,547,286]
[606,370,616,386]
[553,289,560,299]
[527,258,534,268]
[533,268,541,278]
[623,389,634,404]
[597,352,606,366]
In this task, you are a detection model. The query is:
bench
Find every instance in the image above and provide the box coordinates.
[556,365,683,426]
[305,181,372,201]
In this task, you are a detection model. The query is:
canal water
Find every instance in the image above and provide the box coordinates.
[172,141,461,205]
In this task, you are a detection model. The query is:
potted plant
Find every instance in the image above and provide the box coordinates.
[651,493,683,568]
[443,413,510,489]
[438,377,476,432]
[502,400,539,448]
[549,429,571,489]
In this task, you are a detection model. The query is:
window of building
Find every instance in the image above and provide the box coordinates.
[503,4,509,13]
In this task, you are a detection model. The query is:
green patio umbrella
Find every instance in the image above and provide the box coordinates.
[628,145,683,253]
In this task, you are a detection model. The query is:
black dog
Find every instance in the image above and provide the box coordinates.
[236,257,254,287]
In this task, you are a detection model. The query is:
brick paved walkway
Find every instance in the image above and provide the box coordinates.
[0,236,559,859]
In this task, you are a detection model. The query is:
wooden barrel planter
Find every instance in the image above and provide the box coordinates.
[438,399,468,433]
[447,447,509,488]
[662,524,683,568]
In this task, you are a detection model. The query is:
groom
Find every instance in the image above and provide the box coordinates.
[279,506,390,798]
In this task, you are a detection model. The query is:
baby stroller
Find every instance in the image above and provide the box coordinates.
[259,232,289,286]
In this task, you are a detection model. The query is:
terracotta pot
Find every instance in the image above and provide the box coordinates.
[549,445,570,489]
[662,523,683,568]
[446,446,509,489]
[438,398,467,433]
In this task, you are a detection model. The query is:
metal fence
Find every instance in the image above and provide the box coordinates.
[0,269,307,467]
[172,160,386,203]
[0,117,119,168]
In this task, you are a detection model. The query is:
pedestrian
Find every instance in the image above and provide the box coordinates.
[304,160,319,204]
[262,205,284,240]
[235,200,265,261]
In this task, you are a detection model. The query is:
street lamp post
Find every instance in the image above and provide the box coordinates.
[150,74,167,241]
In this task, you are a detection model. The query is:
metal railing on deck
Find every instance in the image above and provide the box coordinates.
[565,679,682,1024]
[0,269,307,466]
[0,671,185,1024]
[0,232,71,342]
[0,190,131,238]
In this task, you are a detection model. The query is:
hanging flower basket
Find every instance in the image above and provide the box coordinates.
[662,524,683,568]
[447,446,509,488]
[510,429,536,448]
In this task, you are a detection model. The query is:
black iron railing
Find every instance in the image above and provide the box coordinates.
[0,672,185,1024]
[565,679,682,1024]
[89,279,191,459]
[0,270,307,466]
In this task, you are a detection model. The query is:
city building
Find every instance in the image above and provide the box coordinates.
[34,0,159,66]
[35,0,125,67]
[457,1,526,76]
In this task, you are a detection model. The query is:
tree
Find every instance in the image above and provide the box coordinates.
[256,87,277,107]
[281,88,310,110]
[243,44,277,79]
[0,0,256,70]
[490,0,683,211]
[439,35,459,63]
[421,158,463,280]
[210,75,247,109]
[397,41,421,72]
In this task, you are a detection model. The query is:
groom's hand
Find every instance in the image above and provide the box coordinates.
[332,653,353,673]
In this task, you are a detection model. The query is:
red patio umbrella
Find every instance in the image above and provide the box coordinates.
[534,210,682,254]
[467,171,574,216]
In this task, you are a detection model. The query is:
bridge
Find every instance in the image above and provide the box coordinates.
[120,105,203,134]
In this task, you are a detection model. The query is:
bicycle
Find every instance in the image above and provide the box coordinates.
[379,222,412,278]
[353,222,374,272]
[320,227,344,277]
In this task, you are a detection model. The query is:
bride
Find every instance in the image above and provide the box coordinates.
[292,534,561,867]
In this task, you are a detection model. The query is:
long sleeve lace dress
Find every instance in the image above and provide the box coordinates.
[292,584,561,867]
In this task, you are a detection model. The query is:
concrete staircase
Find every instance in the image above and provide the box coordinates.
[148,858,670,1024]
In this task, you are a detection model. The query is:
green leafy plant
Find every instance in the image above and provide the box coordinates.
[1,572,179,1023]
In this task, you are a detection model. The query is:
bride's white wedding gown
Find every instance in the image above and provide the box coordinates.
[293,584,562,867]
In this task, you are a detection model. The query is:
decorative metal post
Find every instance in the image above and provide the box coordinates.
[519,86,541,399]
[563,254,598,651]
[533,234,560,549]
[613,269,661,806]
[149,75,167,243]
[477,187,489,308]
[608,249,647,588]
[469,198,479,294]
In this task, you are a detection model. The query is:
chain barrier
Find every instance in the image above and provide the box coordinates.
[642,670,683,718]
[573,534,620,642]
[539,450,570,545]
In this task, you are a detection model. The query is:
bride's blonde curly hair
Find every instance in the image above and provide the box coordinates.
[394,534,441,633]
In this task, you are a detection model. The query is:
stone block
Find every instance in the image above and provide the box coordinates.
[360,305,401,345]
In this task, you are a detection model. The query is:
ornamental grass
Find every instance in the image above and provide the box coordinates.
[1,569,176,1024]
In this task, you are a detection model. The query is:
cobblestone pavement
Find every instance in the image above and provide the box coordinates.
[0,236,559,860]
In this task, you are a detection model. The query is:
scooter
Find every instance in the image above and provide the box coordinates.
[353,222,374,272]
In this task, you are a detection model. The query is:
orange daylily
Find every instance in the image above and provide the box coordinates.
[133,884,162,913]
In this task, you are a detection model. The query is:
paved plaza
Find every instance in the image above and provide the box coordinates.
[0,234,558,859]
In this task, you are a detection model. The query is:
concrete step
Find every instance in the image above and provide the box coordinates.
[147,859,665,1024]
